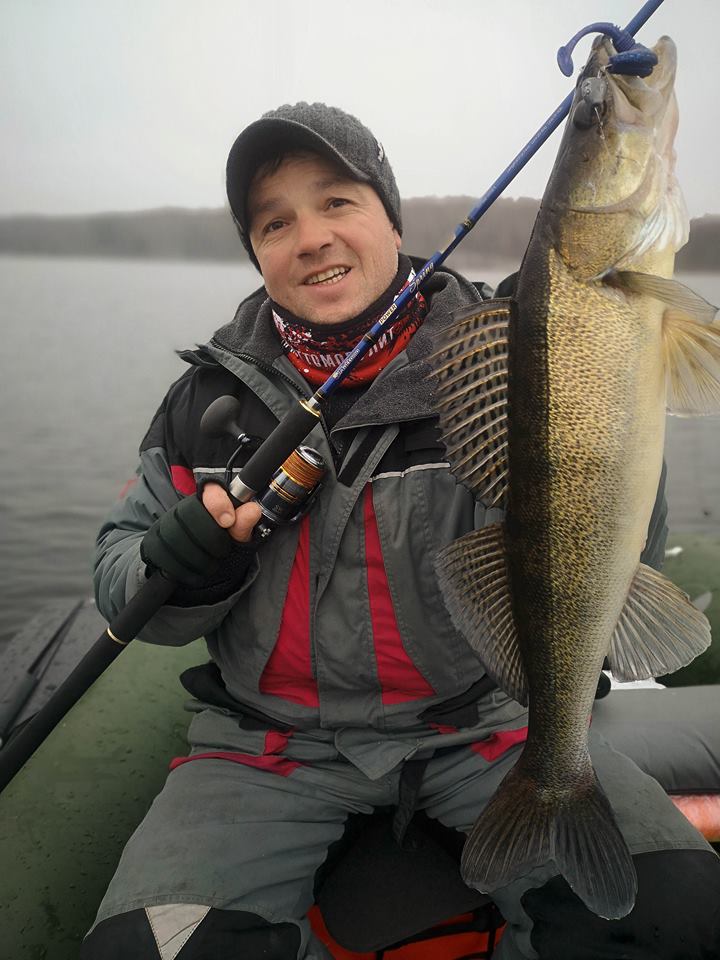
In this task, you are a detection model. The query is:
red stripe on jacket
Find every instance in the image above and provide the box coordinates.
[259,515,320,707]
[433,723,529,761]
[472,725,529,760]
[364,486,435,704]
[171,464,197,495]
[169,730,301,777]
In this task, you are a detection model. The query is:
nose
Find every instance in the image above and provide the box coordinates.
[294,211,334,258]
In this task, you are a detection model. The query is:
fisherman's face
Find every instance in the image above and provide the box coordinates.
[248,153,401,324]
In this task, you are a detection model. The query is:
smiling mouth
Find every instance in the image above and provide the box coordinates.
[303,266,351,286]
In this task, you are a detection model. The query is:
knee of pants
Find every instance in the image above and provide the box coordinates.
[521,849,720,960]
[80,906,302,960]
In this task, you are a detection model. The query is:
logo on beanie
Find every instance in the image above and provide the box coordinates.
[376,140,385,163]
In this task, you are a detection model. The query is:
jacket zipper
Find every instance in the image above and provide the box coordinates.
[214,341,328,686]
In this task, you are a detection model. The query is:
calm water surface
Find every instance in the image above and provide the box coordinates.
[0,256,718,647]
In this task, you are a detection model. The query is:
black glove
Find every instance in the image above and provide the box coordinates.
[141,495,234,586]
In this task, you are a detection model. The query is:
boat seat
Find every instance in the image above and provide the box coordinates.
[313,808,502,957]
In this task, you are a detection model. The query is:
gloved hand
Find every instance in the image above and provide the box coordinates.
[141,494,235,585]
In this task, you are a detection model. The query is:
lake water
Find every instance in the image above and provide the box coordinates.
[0,256,718,647]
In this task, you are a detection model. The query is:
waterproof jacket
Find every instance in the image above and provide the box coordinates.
[94,260,669,773]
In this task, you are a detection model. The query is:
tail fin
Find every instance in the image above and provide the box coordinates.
[461,763,637,919]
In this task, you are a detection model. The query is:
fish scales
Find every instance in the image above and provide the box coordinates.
[429,33,719,919]
[509,246,665,766]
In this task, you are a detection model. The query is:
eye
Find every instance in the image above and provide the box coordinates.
[263,219,286,235]
[327,197,350,209]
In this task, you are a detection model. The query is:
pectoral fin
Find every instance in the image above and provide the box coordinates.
[612,271,717,323]
[610,270,720,415]
[662,308,720,415]
[436,523,528,704]
[428,300,512,507]
[608,563,711,682]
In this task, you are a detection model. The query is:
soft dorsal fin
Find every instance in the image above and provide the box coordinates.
[428,299,512,507]
[608,562,711,681]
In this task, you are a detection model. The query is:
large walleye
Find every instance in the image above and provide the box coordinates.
[430,35,719,919]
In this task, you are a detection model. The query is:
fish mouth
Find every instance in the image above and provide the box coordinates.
[570,34,678,174]
[584,35,677,113]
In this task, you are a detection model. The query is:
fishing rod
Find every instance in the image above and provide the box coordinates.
[0,0,666,794]
[225,0,666,506]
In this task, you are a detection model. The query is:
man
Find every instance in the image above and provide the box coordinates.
[82,103,719,959]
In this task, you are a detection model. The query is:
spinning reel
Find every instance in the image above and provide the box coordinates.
[200,395,326,540]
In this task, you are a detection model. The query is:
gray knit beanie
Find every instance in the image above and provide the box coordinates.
[226,102,402,270]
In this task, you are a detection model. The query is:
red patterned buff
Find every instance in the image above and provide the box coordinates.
[271,264,427,388]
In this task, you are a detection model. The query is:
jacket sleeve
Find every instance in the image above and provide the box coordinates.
[93,381,260,646]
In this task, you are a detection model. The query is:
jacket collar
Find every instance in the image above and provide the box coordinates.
[209,257,485,429]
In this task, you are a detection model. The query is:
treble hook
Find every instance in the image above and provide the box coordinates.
[557,21,658,78]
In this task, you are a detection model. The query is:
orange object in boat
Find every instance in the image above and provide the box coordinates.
[671,794,720,842]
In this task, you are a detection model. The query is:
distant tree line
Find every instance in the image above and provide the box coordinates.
[0,200,716,271]
[0,208,239,262]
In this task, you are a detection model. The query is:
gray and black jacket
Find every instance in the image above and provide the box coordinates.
[94,260,668,772]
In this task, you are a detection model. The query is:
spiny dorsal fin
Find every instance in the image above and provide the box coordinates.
[608,562,711,682]
[609,271,720,414]
[435,523,528,705]
[428,299,511,507]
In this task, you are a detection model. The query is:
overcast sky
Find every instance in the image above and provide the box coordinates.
[2,0,718,218]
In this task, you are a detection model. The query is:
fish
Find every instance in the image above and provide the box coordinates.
[428,34,720,919]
